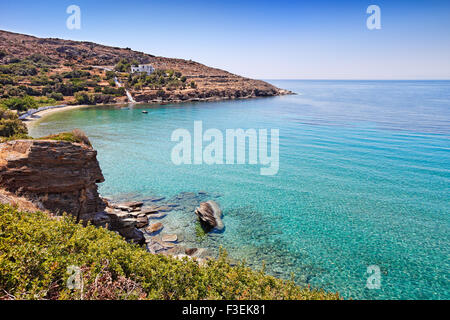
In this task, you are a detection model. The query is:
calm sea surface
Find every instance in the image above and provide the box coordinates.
[30,80,450,299]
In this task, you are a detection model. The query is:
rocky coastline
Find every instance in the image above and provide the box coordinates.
[0,138,222,264]
[132,87,293,105]
[95,195,221,263]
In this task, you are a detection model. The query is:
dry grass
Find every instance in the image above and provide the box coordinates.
[39,129,92,147]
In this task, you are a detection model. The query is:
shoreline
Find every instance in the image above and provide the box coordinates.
[22,103,132,130]
[23,104,90,130]
[22,93,292,131]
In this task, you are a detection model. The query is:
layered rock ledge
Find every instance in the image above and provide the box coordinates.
[0,139,105,221]
[0,139,214,259]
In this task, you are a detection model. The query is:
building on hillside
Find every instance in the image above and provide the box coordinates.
[130,64,155,75]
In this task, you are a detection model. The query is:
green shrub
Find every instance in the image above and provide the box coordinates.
[18,85,41,97]
[102,86,125,96]
[62,70,91,79]
[0,204,339,300]
[54,83,76,96]
[34,97,57,107]
[105,71,115,80]
[74,92,115,105]
[115,59,131,73]
[0,133,32,142]
[47,92,64,101]
[0,109,28,138]
[0,75,15,85]
[39,129,91,146]
[30,75,52,86]
[74,91,94,105]
[25,53,54,65]
[0,62,38,76]
[92,93,115,104]
[0,95,38,111]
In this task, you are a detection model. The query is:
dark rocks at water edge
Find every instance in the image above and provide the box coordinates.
[195,200,224,232]
[95,199,179,243]
[84,191,222,257]
[111,201,143,212]
[0,137,217,262]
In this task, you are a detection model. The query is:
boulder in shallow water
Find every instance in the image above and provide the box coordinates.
[146,222,163,234]
[154,205,173,212]
[162,234,178,242]
[140,206,159,215]
[147,212,167,219]
[195,200,224,231]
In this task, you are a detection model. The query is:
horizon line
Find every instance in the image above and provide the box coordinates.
[260,78,450,81]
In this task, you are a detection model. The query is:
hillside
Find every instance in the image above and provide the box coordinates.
[0,202,339,300]
[0,30,290,106]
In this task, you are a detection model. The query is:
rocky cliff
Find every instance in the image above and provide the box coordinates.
[0,139,105,221]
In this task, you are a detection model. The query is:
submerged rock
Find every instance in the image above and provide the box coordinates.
[145,237,177,254]
[154,205,173,212]
[146,222,163,234]
[195,200,224,231]
[144,196,165,202]
[140,207,159,215]
[162,234,178,243]
[147,212,167,219]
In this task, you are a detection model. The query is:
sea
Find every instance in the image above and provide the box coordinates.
[29,80,450,299]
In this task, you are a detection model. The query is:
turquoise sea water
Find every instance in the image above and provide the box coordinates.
[30,80,450,300]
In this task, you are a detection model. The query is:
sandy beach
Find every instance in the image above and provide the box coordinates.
[23,104,93,130]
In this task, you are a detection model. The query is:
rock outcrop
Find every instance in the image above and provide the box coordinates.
[0,139,106,221]
[195,200,224,231]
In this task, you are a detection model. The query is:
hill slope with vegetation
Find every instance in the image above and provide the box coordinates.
[0,30,290,109]
[0,203,339,300]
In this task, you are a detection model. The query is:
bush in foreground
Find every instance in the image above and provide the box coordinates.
[38,129,92,147]
[0,108,28,139]
[0,204,340,300]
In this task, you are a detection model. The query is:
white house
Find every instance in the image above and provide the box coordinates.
[130,64,155,75]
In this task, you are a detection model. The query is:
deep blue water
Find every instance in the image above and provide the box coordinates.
[30,80,450,300]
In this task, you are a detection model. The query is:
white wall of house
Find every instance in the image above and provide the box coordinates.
[131,65,155,75]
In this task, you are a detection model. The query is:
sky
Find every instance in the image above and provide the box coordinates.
[1,0,450,79]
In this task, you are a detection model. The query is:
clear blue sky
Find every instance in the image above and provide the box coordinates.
[1,0,449,79]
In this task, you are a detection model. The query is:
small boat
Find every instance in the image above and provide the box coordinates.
[142,110,148,114]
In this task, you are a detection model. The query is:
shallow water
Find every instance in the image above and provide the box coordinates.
[30,80,450,299]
